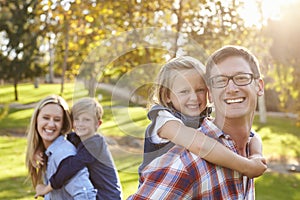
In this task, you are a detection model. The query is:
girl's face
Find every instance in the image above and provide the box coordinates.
[73,112,98,141]
[167,69,208,117]
[37,103,64,148]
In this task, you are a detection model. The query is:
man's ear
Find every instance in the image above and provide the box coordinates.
[256,78,264,96]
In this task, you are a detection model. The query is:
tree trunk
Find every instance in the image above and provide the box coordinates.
[49,40,54,83]
[34,77,39,88]
[14,79,18,101]
[88,77,96,97]
[258,95,267,123]
[61,14,69,95]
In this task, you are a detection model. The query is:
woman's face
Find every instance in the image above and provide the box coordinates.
[37,103,64,148]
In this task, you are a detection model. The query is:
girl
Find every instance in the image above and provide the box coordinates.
[25,95,96,199]
[138,56,266,178]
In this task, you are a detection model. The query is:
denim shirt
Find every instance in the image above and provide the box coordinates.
[44,135,96,200]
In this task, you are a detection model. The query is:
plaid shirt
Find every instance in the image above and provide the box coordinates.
[128,118,254,200]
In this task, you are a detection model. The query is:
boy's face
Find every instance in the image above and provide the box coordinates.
[73,112,99,140]
[167,69,208,117]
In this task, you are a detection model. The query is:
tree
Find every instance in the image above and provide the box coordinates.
[0,0,46,100]
[264,1,300,124]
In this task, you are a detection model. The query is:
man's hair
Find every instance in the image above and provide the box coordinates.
[205,45,261,83]
[72,97,103,121]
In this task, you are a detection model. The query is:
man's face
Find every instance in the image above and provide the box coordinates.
[208,56,263,119]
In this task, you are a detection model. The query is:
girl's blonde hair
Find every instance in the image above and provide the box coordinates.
[71,97,103,126]
[25,95,72,188]
[150,56,206,108]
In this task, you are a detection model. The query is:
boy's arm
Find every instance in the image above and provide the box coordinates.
[159,121,267,178]
[49,147,95,189]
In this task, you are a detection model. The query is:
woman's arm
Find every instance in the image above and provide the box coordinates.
[159,121,267,178]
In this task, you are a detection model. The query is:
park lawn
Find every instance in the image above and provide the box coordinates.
[1,134,300,200]
[0,136,142,200]
[0,82,84,105]
[1,83,300,199]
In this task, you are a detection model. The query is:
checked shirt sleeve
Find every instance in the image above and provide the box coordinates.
[128,147,198,200]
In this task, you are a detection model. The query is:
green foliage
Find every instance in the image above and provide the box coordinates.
[0,0,47,100]
[263,1,300,123]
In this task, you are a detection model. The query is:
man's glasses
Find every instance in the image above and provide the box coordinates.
[209,73,256,88]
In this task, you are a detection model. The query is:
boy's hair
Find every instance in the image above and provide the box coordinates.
[205,45,262,85]
[150,56,206,108]
[72,97,103,121]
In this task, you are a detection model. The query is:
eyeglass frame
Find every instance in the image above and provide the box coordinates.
[208,73,259,88]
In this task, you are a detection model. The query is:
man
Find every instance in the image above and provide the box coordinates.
[128,45,266,199]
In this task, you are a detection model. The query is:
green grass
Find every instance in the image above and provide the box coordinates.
[255,172,300,200]
[1,83,300,199]
[0,83,85,105]
[253,116,300,162]
[1,122,300,199]
[0,136,33,200]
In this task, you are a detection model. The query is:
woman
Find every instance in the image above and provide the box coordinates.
[25,95,96,199]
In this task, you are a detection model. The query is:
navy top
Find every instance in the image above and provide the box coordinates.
[138,105,212,174]
[49,132,122,200]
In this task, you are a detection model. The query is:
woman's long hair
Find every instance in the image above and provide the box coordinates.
[25,95,72,188]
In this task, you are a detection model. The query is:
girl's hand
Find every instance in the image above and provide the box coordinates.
[243,155,267,178]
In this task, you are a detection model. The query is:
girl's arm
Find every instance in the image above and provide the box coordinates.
[159,121,267,178]
[248,133,267,176]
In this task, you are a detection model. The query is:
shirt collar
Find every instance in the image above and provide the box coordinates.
[201,117,255,140]
[200,117,224,139]
[45,135,65,157]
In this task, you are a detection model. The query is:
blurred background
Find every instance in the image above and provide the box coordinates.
[0,0,299,199]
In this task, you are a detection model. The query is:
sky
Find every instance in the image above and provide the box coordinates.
[238,0,299,28]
